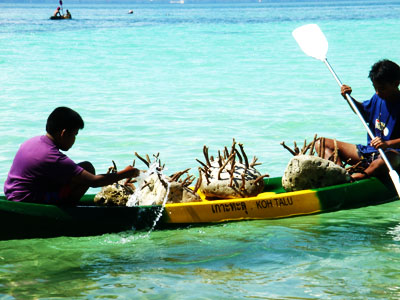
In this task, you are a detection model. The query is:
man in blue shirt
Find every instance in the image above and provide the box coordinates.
[317,59,400,180]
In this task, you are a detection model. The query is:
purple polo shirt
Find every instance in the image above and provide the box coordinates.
[4,135,83,202]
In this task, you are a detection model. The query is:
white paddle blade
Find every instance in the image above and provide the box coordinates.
[292,24,328,61]
[389,170,400,198]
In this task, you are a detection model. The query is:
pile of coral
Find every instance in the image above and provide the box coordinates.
[126,152,201,206]
[94,153,201,206]
[94,161,135,206]
[193,139,268,199]
[94,140,268,206]
[280,134,358,191]
[94,135,366,205]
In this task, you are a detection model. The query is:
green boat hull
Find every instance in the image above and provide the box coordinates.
[0,196,160,240]
[0,176,397,240]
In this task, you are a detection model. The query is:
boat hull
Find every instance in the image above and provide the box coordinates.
[50,16,71,20]
[0,199,160,240]
[0,177,397,240]
[163,177,397,223]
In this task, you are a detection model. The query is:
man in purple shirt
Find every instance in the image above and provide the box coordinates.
[4,107,139,205]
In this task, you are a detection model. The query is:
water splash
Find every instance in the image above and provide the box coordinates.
[126,159,163,207]
[126,158,171,236]
[143,181,171,237]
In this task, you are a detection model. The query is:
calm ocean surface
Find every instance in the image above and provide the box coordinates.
[1,0,400,299]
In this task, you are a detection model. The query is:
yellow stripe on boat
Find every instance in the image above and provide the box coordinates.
[164,189,321,223]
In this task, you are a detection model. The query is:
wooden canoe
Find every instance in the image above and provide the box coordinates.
[0,176,397,240]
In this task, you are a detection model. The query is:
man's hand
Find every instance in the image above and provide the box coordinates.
[118,165,140,178]
[341,84,352,99]
[370,137,388,150]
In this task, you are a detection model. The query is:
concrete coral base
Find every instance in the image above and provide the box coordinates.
[282,155,351,192]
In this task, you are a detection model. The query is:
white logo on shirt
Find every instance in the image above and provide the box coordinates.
[375,119,389,136]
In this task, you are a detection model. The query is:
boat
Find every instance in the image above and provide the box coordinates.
[50,15,71,20]
[50,0,71,19]
[0,176,397,240]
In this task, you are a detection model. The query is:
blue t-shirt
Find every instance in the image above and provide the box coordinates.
[359,93,400,154]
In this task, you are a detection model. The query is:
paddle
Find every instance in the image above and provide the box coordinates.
[59,0,64,15]
[292,23,400,197]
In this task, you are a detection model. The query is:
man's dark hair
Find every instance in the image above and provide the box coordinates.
[368,59,400,83]
[46,107,84,135]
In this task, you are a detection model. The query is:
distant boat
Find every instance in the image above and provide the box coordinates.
[50,14,71,20]
[170,0,184,3]
[50,0,71,20]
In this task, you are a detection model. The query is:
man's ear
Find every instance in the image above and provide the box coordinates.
[59,129,67,138]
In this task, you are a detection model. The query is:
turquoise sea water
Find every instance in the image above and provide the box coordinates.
[1,0,400,299]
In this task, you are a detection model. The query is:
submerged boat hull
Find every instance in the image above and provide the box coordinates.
[0,177,397,240]
[50,16,71,20]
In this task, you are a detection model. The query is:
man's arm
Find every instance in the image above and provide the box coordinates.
[72,165,140,188]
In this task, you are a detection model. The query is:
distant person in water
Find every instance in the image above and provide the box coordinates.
[315,59,400,180]
[53,7,61,17]
[65,9,71,18]
[4,107,140,205]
